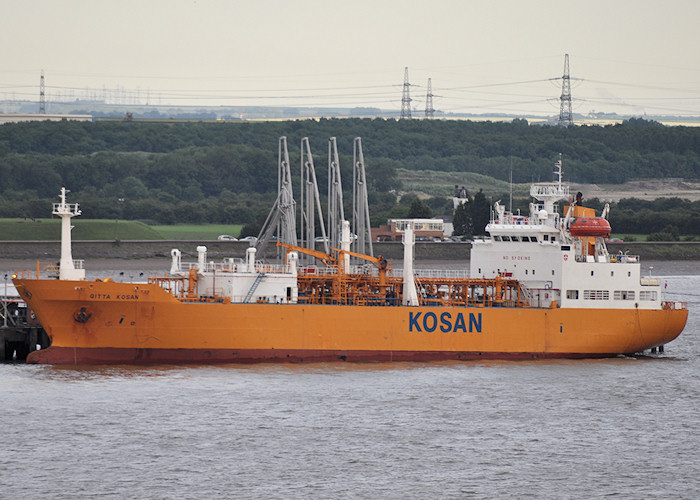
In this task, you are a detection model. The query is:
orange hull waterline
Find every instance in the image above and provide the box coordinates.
[13,157,689,365]
[16,278,687,365]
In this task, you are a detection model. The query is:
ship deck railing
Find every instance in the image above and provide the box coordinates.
[490,214,532,225]
[412,269,469,279]
[297,266,470,280]
[178,260,290,274]
[13,262,63,280]
[299,266,340,277]
[574,254,640,264]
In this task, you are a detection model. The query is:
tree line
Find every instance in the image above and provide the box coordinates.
[0,118,698,236]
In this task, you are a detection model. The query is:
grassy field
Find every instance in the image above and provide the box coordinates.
[0,218,163,240]
[150,224,243,240]
[0,219,244,241]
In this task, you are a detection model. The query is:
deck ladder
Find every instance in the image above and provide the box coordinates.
[243,273,266,303]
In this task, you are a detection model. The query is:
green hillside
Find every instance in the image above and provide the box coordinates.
[0,118,698,237]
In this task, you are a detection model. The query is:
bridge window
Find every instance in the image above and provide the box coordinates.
[614,290,635,300]
[639,291,658,301]
[584,290,609,300]
[566,290,579,299]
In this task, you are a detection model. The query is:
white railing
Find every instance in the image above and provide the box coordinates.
[491,214,532,225]
[178,260,288,274]
[52,202,81,215]
[392,269,470,279]
[575,254,640,264]
[530,184,570,199]
[299,266,337,276]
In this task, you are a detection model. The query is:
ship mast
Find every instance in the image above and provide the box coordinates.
[53,187,85,281]
[529,154,570,227]
[402,223,419,306]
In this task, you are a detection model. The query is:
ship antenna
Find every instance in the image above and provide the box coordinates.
[555,153,563,187]
[509,157,513,212]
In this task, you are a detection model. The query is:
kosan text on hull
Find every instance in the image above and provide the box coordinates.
[14,148,687,365]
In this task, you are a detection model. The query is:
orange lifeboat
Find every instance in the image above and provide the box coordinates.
[569,217,611,237]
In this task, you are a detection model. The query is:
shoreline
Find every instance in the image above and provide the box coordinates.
[0,240,698,263]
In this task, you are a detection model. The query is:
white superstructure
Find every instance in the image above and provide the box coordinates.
[169,246,300,304]
[470,156,663,310]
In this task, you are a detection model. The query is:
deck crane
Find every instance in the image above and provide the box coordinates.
[276,242,337,269]
[331,247,390,297]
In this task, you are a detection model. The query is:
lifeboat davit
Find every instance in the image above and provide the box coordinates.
[569,217,611,237]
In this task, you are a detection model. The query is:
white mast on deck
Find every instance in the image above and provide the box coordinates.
[529,154,570,227]
[53,187,85,281]
[402,222,419,306]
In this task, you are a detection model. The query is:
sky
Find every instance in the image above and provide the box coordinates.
[2,0,700,117]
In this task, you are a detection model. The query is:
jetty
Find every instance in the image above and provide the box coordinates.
[1,277,49,361]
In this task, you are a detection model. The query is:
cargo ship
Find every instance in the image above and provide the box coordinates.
[14,160,688,365]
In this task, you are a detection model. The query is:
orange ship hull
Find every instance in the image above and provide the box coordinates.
[15,279,688,365]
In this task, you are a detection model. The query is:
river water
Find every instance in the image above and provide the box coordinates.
[1,261,698,499]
